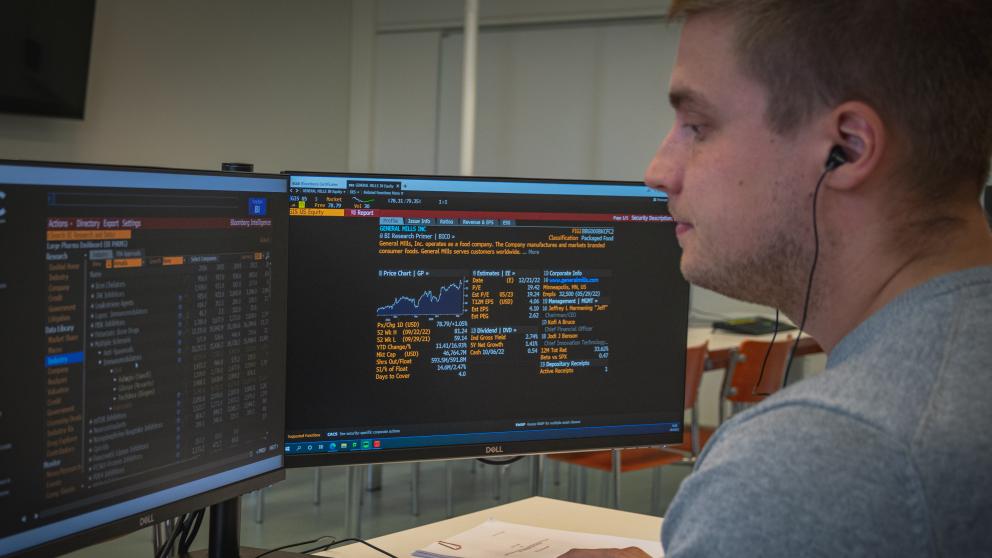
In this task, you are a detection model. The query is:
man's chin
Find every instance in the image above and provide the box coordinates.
[679,258,719,292]
[681,262,780,308]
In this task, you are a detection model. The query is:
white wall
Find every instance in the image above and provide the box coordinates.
[435,20,676,181]
[376,0,668,31]
[0,0,352,174]
[370,30,443,174]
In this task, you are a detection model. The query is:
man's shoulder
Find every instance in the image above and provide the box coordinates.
[663,402,931,557]
[791,265,992,442]
[835,264,992,373]
[661,268,992,557]
[704,395,910,468]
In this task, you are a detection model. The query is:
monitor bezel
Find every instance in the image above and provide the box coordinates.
[283,169,660,191]
[283,169,687,469]
[285,435,681,468]
[0,158,289,183]
[0,159,290,558]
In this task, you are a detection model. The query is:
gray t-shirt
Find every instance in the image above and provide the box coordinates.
[661,266,992,557]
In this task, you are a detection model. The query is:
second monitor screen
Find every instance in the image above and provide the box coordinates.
[285,174,688,464]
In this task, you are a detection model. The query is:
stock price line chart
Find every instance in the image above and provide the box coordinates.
[376,276,466,317]
[373,268,611,382]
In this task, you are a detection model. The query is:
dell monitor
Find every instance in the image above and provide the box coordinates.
[0,161,288,557]
[284,172,689,466]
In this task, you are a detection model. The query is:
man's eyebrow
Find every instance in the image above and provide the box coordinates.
[669,88,714,112]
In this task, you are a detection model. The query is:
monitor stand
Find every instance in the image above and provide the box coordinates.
[185,496,306,557]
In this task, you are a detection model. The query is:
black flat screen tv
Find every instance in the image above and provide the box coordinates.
[0,1,96,119]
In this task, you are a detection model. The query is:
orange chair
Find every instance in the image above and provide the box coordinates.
[663,340,716,458]
[720,337,793,421]
[546,342,710,512]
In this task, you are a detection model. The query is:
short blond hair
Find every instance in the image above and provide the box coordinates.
[669,0,992,197]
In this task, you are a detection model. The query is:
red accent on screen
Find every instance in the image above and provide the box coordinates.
[343,208,672,222]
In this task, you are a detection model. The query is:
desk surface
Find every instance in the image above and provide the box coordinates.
[316,497,663,558]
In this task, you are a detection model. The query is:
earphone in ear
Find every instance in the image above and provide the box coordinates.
[825,145,848,171]
[778,144,849,389]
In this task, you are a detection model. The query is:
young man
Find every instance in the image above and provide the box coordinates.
[563,1,992,556]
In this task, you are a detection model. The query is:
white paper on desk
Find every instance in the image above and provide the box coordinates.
[412,519,663,558]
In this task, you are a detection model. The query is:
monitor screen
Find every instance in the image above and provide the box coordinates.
[0,161,288,557]
[284,173,688,466]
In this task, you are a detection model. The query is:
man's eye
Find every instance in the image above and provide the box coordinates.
[683,123,706,140]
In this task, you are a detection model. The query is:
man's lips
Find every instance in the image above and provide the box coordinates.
[675,221,693,236]
[668,206,692,235]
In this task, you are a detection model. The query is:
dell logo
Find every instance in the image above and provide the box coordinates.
[485,446,504,454]
[138,513,155,527]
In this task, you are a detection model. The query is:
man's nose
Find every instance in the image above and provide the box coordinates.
[644,129,683,195]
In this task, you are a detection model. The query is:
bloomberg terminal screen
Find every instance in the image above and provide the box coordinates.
[0,163,287,556]
[285,173,689,460]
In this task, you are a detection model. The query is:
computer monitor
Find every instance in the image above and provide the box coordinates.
[284,172,689,466]
[0,161,288,557]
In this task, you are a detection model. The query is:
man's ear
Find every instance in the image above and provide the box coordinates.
[824,101,887,191]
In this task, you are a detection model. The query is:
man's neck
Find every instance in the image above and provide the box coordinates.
[794,208,992,353]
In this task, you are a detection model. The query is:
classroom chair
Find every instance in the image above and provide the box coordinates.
[546,342,710,512]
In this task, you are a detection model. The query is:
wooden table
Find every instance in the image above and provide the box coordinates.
[686,326,822,370]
